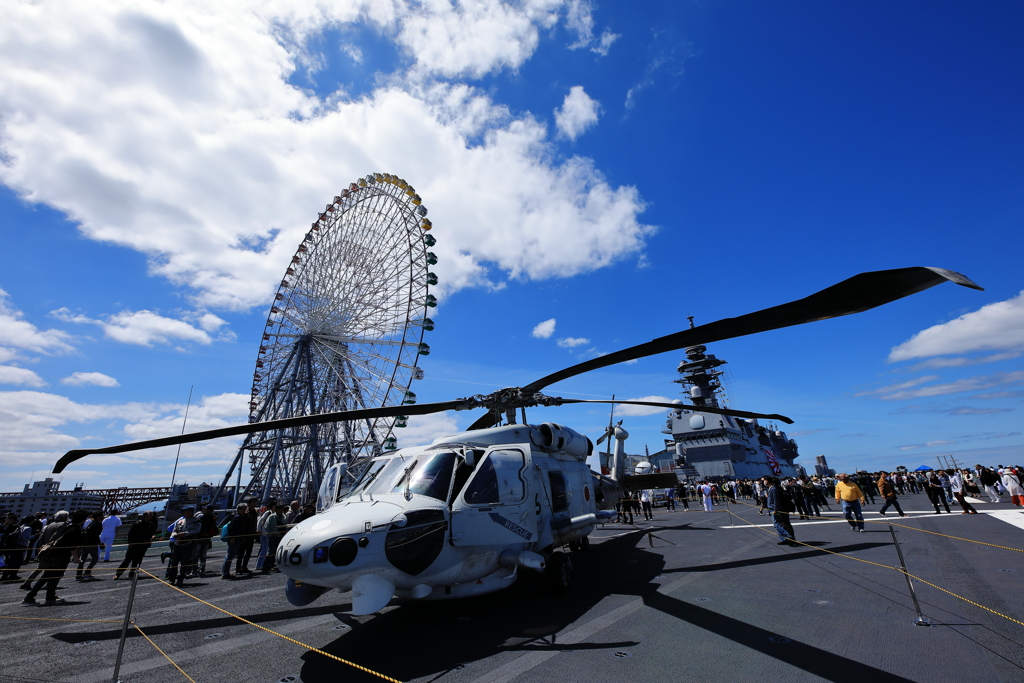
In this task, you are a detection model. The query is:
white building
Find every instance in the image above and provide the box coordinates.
[0,478,105,518]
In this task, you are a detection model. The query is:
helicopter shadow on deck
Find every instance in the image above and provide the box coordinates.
[297,528,912,683]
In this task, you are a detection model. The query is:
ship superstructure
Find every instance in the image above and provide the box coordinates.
[661,340,802,480]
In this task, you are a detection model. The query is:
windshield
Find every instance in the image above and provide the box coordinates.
[391,451,457,502]
[342,456,401,499]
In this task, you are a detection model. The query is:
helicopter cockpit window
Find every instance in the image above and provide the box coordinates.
[342,457,390,499]
[463,449,526,506]
[317,465,340,513]
[391,451,457,502]
[548,472,569,512]
[358,458,409,497]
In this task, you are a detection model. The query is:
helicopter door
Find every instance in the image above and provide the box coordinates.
[450,446,535,547]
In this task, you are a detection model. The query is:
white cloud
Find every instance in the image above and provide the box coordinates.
[905,352,1022,371]
[0,390,158,459]
[0,2,652,313]
[0,390,250,470]
[855,375,939,398]
[615,395,675,417]
[0,288,74,354]
[890,291,1024,362]
[557,336,590,348]
[396,411,461,448]
[565,0,595,49]
[0,366,46,387]
[554,86,600,140]
[122,392,250,442]
[863,371,1024,401]
[533,318,556,339]
[899,440,958,451]
[562,0,616,55]
[396,0,561,78]
[62,372,120,387]
[591,30,619,56]
[52,308,225,347]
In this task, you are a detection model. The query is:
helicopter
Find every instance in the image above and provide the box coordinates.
[53,266,981,615]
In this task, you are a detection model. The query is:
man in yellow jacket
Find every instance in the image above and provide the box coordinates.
[835,473,867,532]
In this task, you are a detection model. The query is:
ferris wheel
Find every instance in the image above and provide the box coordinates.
[214,173,437,505]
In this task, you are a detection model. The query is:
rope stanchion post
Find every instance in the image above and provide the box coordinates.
[112,568,142,682]
[888,523,932,627]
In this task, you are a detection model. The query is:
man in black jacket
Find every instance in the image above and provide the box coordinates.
[116,512,157,580]
[978,466,1002,503]
[763,477,797,547]
[23,509,85,606]
[76,511,103,581]
[220,503,249,579]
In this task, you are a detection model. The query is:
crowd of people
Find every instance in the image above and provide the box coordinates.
[614,465,1024,545]
[0,496,316,606]
[3,464,1021,607]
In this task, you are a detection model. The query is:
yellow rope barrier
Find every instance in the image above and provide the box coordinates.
[140,569,403,683]
[873,519,1024,553]
[725,502,1024,628]
[131,620,198,683]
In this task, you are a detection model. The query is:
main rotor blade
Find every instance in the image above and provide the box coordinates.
[557,399,794,424]
[467,266,980,431]
[52,400,466,473]
[523,267,980,394]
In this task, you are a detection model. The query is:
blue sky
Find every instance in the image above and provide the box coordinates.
[1,1,1022,492]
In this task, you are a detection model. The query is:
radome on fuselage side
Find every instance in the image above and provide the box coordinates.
[276,422,626,614]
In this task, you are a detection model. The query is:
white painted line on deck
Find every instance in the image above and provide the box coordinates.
[985,510,1024,532]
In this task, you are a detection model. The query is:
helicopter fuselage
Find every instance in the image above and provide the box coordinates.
[276,423,614,614]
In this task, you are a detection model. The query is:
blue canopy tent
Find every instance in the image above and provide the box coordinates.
[914,465,933,471]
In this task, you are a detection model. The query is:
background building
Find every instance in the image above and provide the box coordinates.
[0,478,105,518]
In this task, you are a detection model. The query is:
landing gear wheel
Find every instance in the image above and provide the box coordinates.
[568,537,591,552]
[545,552,572,594]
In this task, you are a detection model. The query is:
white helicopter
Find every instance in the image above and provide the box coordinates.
[54,266,981,615]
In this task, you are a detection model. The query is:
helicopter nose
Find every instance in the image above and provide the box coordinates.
[277,502,405,582]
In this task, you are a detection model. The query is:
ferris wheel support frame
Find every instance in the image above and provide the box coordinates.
[208,173,435,512]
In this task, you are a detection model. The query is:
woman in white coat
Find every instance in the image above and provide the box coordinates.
[1000,470,1024,507]
[99,510,122,561]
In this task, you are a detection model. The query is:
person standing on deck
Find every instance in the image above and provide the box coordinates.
[116,511,157,579]
[762,476,796,546]
[877,473,907,517]
[99,510,122,562]
[799,476,821,518]
[978,466,1001,503]
[22,509,84,606]
[948,470,979,514]
[1000,469,1024,507]
[700,482,713,512]
[925,472,952,513]
[835,474,866,532]
[166,506,201,587]
[676,483,690,511]
[639,490,653,521]
[220,503,249,580]
[76,511,102,581]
